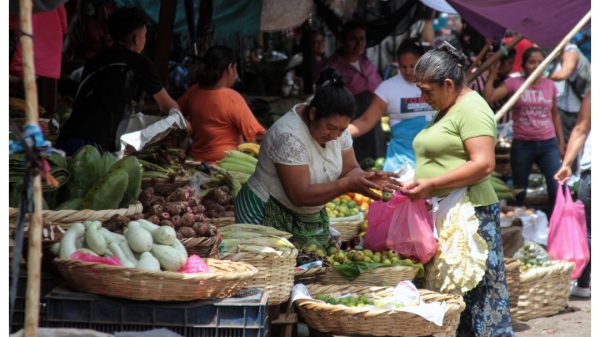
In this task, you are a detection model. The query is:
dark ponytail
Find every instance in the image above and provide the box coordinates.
[309,68,355,120]
[194,45,236,86]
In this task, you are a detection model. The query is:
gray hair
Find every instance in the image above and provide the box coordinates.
[414,42,467,88]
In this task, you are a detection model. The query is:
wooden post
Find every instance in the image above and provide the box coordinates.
[465,40,492,77]
[465,34,523,84]
[495,11,591,121]
[19,0,43,336]
[154,0,177,86]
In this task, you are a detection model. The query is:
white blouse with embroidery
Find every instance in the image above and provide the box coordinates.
[247,103,353,214]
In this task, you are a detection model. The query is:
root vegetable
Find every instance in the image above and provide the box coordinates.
[193,222,209,236]
[159,212,171,220]
[223,211,234,218]
[150,204,163,216]
[171,215,182,228]
[192,205,205,214]
[165,202,183,216]
[159,220,174,228]
[146,215,160,224]
[181,213,195,227]
[177,226,196,238]
[194,213,206,222]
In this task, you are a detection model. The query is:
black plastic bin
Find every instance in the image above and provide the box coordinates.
[45,286,269,337]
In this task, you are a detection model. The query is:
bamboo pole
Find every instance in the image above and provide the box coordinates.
[465,34,523,84]
[465,40,492,77]
[19,0,43,336]
[495,11,591,121]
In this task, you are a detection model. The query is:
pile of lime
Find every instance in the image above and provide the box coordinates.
[314,294,374,307]
[326,197,361,218]
[326,248,402,266]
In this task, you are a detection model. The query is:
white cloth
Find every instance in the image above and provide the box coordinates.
[374,74,434,127]
[554,44,583,113]
[579,131,591,171]
[247,104,353,214]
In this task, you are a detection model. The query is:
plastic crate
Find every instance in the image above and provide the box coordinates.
[45,286,269,337]
[9,269,62,333]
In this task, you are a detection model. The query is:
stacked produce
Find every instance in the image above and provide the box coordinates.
[314,293,374,307]
[326,247,408,266]
[135,143,195,183]
[138,185,220,240]
[9,145,142,210]
[326,196,362,218]
[219,224,295,256]
[200,168,240,208]
[237,143,260,158]
[216,150,258,185]
[53,218,191,272]
[514,241,552,272]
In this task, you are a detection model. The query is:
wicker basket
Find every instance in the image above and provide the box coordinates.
[296,284,466,337]
[221,248,298,305]
[321,264,419,287]
[205,217,236,227]
[294,266,328,285]
[180,236,221,258]
[329,212,364,242]
[504,258,521,313]
[514,260,575,321]
[53,258,257,301]
[9,202,143,230]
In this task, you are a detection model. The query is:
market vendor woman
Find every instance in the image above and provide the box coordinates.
[57,7,179,155]
[235,70,399,248]
[401,43,513,336]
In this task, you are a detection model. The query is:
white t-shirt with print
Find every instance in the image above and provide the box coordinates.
[374,74,434,127]
[247,104,353,214]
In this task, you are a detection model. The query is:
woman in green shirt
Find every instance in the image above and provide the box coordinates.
[401,43,514,337]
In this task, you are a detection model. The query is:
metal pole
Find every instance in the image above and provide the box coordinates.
[19,0,43,336]
[495,11,591,122]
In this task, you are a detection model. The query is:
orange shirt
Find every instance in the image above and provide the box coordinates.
[178,86,265,163]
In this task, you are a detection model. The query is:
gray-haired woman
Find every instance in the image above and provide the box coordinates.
[400,43,514,336]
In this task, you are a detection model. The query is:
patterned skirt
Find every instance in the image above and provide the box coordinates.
[457,203,514,337]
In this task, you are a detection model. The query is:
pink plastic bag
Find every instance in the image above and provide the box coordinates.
[180,254,211,273]
[547,184,590,280]
[365,192,437,263]
[70,251,123,266]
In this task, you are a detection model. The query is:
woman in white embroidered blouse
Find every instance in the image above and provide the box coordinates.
[234,70,399,248]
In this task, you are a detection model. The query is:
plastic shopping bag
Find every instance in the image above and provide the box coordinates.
[365,192,436,263]
[547,184,590,280]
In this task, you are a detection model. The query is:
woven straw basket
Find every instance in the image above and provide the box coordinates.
[9,202,143,230]
[53,258,257,301]
[330,212,364,242]
[296,284,466,337]
[504,258,521,313]
[294,266,328,285]
[321,264,419,287]
[221,248,298,305]
[514,260,575,321]
[180,236,221,258]
[205,216,236,227]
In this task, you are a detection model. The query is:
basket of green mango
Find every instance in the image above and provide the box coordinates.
[321,247,423,286]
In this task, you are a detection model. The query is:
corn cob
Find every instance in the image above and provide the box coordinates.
[225,150,258,165]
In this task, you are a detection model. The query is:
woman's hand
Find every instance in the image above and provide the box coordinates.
[554,165,572,185]
[399,178,435,199]
[367,170,402,189]
[346,171,392,201]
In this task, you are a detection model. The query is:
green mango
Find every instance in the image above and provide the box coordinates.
[107,156,142,207]
[99,152,117,177]
[61,145,101,201]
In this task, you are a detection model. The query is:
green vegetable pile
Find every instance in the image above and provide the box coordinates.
[514,241,552,272]
[314,294,374,307]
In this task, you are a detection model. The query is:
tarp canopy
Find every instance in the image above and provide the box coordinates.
[444,0,590,48]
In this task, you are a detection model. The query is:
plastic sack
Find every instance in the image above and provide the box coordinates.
[180,254,211,273]
[365,192,436,264]
[547,184,589,279]
[520,210,549,246]
[70,251,122,267]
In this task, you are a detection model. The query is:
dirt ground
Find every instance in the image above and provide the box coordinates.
[514,296,591,337]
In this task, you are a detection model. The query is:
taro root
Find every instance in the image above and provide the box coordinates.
[176,232,183,240]
[181,213,195,227]
[205,209,218,218]
[225,205,235,212]
[223,211,235,218]
[194,213,206,222]
[177,226,197,238]
[159,212,171,220]
[149,204,163,216]
[192,205,205,214]
[159,219,174,228]
[171,215,182,228]
[167,188,191,202]
[211,204,226,213]
[208,225,218,237]
[193,222,209,236]
[165,202,184,216]
[146,215,160,224]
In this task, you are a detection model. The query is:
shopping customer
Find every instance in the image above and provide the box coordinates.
[402,43,514,337]
[484,47,564,207]
[554,91,592,298]
[348,38,434,172]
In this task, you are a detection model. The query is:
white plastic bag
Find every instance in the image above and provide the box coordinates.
[520,210,549,246]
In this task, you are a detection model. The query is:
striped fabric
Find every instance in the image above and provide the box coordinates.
[234,184,266,224]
